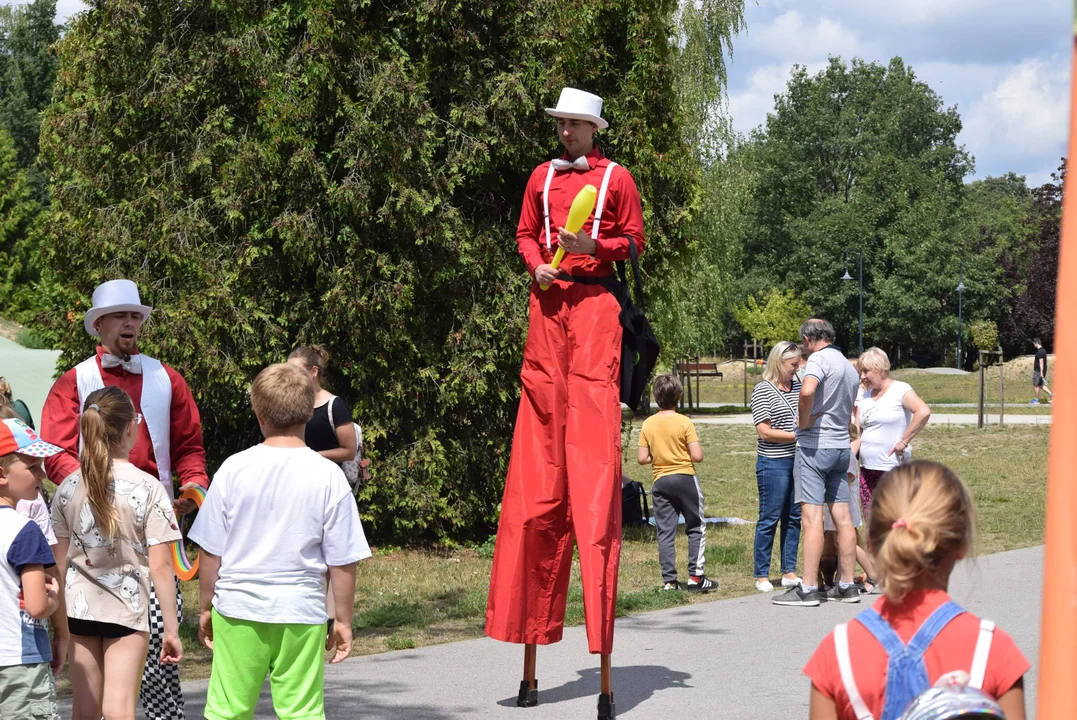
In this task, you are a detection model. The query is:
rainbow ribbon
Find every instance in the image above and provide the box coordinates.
[170,485,206,581]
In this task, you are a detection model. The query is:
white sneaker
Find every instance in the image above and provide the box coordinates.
[755,579,774,592]
[781,576,802,588]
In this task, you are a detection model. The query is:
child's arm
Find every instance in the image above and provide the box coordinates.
[147,543,183,663]
[20,565,58,619]
[688,441,703,464]
[327,562,357,663]
[198,550,221,650]
[997,678,1026,720]
[808,684,838,720]
[637,445,652,465]
[46,537,70,676]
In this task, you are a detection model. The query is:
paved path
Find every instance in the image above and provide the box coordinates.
[111,546,1041,720]
[0,335,61,425]
[692,413,1052,426]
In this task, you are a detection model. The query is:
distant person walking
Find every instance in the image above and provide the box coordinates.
[855,348,931,525]
[773,319,861,608]
[0,378,35,429]
[1030,338,1052,405]
[750,341,803,593]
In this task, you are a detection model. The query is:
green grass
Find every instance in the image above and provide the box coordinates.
[14,327,49,349]
[688,362,1049,408]
[165,421,1048,685]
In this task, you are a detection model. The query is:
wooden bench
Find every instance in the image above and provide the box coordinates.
[675,362,723,381]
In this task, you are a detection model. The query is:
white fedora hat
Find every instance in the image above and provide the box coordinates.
[545,87,609,130]
[83,279,153,337]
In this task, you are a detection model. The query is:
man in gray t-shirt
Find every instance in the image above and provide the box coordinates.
[773,318,861,608]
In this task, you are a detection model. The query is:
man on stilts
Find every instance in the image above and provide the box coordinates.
[41,279,209,720]
[485,88,645,720]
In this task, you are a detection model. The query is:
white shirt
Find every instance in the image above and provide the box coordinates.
[189,444,371,625]
[858,380,914,471]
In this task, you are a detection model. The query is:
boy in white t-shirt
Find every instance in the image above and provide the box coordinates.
[190,363,371,719]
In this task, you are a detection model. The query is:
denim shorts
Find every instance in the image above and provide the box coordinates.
[794,446,851,505]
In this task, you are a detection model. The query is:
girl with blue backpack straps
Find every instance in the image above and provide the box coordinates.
[804,461,1030,720]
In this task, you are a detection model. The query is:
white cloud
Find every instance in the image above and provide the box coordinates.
[728,63,798,136]
[961,57,1069,161]
[745,10,863,61]
[55,0,88,23]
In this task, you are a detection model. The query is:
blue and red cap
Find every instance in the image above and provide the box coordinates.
[0,418,63,458]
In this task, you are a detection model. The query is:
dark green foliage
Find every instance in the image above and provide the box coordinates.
[0,0,60,168]
[740,57,975,354]
[0,128,39,308]
[38,0,700,543]
[999,161,1063,354]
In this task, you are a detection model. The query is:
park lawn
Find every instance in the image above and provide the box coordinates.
[688,357,1048,407]
[151,423,1047,688]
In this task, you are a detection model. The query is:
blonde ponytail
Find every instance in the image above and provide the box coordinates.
[867,460,975,603]
[79,387,136,540]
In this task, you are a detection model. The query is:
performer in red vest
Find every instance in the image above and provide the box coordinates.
[41,279,209,720]
[485,88,645,720]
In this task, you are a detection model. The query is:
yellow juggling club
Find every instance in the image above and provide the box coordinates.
[540,184,598,291]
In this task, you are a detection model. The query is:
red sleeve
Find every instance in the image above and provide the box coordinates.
[982,627,1031,700]
[593,166,645,263]
[166,367,210,489]
[515,165,548,277]
[803,632,844,706]
[40,369,82,483]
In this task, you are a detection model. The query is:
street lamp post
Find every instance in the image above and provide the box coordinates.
[956,261,966,370]
[841,248,864,355]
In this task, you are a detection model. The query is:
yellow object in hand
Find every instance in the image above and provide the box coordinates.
[540,184,598,291]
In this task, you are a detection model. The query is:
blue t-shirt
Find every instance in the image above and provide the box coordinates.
[0,506,55,667]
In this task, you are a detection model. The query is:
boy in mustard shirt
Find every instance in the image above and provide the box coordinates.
[638,375,717,593]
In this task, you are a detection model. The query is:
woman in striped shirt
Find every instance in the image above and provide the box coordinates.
[750,341,804,592]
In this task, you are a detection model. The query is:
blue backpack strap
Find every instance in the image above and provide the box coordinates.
[906,602,965,656]
[853,603,966,720]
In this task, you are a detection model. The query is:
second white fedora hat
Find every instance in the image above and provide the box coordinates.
[545,88,609,130]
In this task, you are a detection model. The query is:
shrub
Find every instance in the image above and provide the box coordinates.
[38,0,701,544]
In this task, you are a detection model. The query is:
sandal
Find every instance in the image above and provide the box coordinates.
[859,577,880,595]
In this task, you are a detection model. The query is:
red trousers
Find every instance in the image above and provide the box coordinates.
[486,278,624,654]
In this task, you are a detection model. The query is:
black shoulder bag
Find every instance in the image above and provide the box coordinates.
[596,237,661,412]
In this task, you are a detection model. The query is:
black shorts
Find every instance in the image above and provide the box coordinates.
[68,617,140,639]
[1033,372,1045,387]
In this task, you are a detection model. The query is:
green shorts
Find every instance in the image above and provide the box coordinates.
[205,609,327,720]
[0,661,58,720]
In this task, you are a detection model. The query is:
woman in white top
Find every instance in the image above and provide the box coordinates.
[854,347,931,524]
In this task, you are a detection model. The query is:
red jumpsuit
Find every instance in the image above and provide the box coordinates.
[486,147,645,654]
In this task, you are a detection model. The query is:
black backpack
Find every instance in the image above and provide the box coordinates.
[621,480,650,528]
[596,237,661,412]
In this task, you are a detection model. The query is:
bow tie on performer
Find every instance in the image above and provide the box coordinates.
[485,87,646,720]
[39,278,211,719]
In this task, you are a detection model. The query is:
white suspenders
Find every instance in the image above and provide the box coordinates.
[833,618,996,720]
[542,160,619,251]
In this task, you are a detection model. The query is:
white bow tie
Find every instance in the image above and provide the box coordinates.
[551,156,590,172]
[101,354,143,374]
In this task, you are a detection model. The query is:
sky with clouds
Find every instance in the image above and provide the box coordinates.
[727,0,1071,184]
[38,0,1074,185]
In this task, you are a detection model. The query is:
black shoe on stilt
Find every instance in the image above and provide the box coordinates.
[597,692,616,719]
[516,680,538,707]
